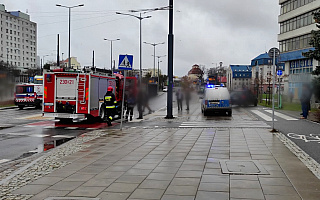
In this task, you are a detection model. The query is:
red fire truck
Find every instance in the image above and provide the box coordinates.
[42,70,137,122]
[14,75,43,109]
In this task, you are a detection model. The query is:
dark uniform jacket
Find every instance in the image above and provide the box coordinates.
[104,91,117,108]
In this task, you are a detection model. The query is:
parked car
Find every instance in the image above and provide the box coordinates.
[230,90,258,106]
[201,85,232,116]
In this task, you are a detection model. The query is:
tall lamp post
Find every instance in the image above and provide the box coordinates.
[104,38,120,74]
[56,4,84,69]
[144,42,165,77]
[41,54,49,74]
[116,12,151,119]
[166,0,174,119]
[156,55,166,91]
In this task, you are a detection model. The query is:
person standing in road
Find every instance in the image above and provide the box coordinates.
[104,86,117,126]
[184,87,191,110]
[141,84,153,114]
[300,83,312,119]
[125,89,136,121]
[176,88,184,111]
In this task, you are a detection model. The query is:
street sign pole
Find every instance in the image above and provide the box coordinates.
[120,70,126,131]
[268,47,279,132]
[118,54,133,130]
[272,50,276,131]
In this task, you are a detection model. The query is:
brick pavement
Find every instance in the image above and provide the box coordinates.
[4,101,320,200]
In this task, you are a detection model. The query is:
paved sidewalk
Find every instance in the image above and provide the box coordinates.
[2,102,320,199]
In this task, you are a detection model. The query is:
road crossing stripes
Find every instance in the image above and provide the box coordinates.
[251,110,277,121]
[251,109,298,121]
[264,110,298,121]
[179,121,269,128]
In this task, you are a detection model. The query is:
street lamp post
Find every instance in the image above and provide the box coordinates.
[144,42,165,77]
[56,4,84,70]
[104,38,120,74]
[156,55,166,91]
[166,0,174,119]
[41,54,49,74]
[116,12,151,119]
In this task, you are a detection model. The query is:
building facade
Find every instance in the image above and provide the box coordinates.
[227,65,252,91]
[0,4,37,72]
[278,0,319,100]
[251,53,279,94]
[62,57,81,70]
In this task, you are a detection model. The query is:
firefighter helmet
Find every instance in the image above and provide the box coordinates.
[107,86,113,92]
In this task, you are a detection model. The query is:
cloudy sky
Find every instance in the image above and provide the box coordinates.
[3,0,279,76]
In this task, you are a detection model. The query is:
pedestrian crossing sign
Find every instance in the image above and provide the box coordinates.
[118,55,133,70]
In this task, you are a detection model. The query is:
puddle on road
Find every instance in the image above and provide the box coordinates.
[17,137,75,160]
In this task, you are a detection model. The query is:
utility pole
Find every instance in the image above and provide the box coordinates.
[56,4,84,69]
[116,12,151,119]
[166,0,174,119]
[57,34,60,66]
[156,55,166,91]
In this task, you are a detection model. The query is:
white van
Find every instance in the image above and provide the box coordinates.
[201,85,232,116]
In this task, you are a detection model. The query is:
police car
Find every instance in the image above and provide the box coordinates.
[201,84,232,116]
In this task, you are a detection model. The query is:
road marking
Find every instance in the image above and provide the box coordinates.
[251,110,277,122]
[0,159,10,164]
[287,133,320,143]
[64,127,78,130]
[52,135,74,138]
[6,132,25,136]
[265,110,298,121]
[30,134,49,138]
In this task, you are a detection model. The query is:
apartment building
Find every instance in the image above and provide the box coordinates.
[227,65,252,91]
[0,4,37,72]
[278,0,319,99]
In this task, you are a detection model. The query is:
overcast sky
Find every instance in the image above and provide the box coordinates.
[3,0,279,76]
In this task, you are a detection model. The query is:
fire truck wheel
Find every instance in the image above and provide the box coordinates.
[18,105,24,110]
[99,107,105,121]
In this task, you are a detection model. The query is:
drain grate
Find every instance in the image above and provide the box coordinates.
[45,198,100,200]
[220,160,269,175]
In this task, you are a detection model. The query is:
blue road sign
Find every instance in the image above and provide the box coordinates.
[277,70,283,76]
[29,77,34,83]
[118,55,133,70]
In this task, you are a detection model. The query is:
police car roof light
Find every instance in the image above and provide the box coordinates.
[206,84,215,88]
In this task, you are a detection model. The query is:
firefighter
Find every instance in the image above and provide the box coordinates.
[104,86,117,126]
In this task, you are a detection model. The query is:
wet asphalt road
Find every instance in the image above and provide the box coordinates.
[0,92,168,162]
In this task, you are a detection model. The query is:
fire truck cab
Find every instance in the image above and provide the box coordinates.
[14,75,43,109]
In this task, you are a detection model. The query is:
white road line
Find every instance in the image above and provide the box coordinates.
[64,127,78,130]
[52,135,74,138]
[0,159,10,164]
[264,110,298,121]
[251,110,277,122]
[16,114,42,119]
[6,132,26,136]
[30,134,49,138]
[44,126,55,129]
